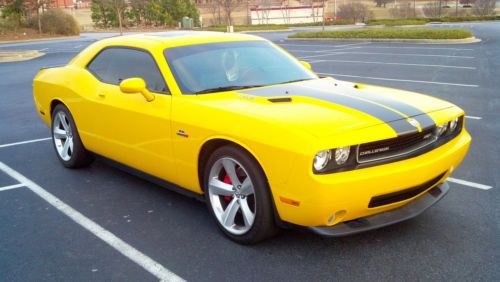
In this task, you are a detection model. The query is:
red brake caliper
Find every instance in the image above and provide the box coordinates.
[223,174,233,203]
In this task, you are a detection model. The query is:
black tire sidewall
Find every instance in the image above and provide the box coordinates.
[204,145,277,244]
[51,104,93,168]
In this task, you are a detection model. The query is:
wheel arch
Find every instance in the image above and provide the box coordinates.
[50,99,66,120]
[198,137,286,228]
[197,137,268,193]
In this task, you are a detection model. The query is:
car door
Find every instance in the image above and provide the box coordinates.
[84,46,175,181]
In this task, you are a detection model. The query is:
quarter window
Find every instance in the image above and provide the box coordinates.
[87,47,169,94]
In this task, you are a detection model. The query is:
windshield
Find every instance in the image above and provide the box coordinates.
[164,41,317,94]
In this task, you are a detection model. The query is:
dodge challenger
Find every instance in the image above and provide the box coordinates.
[33,31,471,244]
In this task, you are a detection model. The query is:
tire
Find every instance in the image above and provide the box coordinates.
[51,104,94,168]
[204,145,278,244]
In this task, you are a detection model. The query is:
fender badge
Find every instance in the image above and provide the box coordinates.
[407,118,420,128]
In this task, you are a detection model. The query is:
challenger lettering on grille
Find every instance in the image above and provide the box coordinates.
[359,147,390,156]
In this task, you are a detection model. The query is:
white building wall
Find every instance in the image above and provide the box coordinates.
[251,6,324,25]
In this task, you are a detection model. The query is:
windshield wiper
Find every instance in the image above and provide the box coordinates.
[277,78,314,85]
[194,85,264,94]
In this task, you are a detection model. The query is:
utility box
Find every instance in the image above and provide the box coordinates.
[181,17,194,29]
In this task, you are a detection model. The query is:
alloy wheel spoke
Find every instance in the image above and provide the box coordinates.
[61,140,70,159]
[59,113,70,132]
[53,128,67,139]
[239,198,255,227]
[67,137,74,155]
[209,178,234,196]
[239,177,254,196]
[221,198,240,227]
[222,159,241,186]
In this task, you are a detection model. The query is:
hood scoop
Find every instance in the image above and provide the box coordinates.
[268,97,292,103]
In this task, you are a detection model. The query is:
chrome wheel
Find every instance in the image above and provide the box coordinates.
[52,111,73,161]
[208,157,256,235]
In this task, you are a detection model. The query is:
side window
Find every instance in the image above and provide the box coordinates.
[87,47,169,94]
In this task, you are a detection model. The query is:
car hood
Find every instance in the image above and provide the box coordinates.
[235,77,454,138]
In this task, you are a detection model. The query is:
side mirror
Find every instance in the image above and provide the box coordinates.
[119,78,155,102]
[299,60,312,70]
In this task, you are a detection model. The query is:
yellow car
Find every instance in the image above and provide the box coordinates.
[33,32,471,244]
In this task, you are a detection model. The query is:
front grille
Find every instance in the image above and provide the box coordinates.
[357,127,436,163]
[368,172,446,208]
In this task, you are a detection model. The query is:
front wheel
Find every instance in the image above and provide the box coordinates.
[51,104,94,168]
[204,145,278,244]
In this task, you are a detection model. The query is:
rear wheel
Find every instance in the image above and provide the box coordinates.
[51,104,94,168]
[204,145,278,244]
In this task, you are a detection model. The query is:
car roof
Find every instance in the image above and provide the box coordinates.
[100,31,265,49]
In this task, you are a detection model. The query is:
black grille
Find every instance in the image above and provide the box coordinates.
[368,172,446,208]
[357,127,436,163]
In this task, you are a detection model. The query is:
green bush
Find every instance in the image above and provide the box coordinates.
[288,19,355,27]
[427,15,499,22]
[366,19,428,26]
[289,29,473,40]
[28,9,80,35]
[206,24,289,32]
[205,20,354,31]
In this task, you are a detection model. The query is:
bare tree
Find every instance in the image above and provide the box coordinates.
[280,0,291,25]
[260,0,272,25]
[111,0,126,35]
[422,0,441,17]
[208,0,223,25]
[472,0,496,16]
[337,2,373,23]
[25,0,53,34]
[221,0,241,26]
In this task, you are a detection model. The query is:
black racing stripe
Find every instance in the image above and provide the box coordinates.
[242,84,418,135]
[354,94,436,129]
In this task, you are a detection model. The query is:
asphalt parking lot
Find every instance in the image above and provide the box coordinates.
[0,22,499,281]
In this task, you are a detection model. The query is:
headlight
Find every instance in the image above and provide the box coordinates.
[436,123,447,136]
[334,146,350,165]
[449,117,459,132]
[313,150,331,171]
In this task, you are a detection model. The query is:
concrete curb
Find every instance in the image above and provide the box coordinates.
[0,50,45,63]
[0,36,80,45]
[286,36,481,44]
[239,29,291,33]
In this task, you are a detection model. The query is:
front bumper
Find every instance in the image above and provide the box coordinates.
[308,182,449,237]
[270,130,470,227]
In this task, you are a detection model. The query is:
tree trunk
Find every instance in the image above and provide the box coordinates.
[37,7,42,34]
[117,9,123,35]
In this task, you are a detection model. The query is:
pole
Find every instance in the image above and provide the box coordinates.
[322,0,325,31]
[334,0,337,19]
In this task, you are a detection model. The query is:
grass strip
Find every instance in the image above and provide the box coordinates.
[288,28,473,40]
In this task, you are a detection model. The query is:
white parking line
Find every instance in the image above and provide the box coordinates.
[465,116,483,120]
[0,183,25,192]
[447,177,493,190]
[281,43,475,51]
[318,72,479,88]
[359,46,474,51]
[280,42,370,48]
[0,162,185,282]
[309,59,476,70]
[0,137,51,149]
[319,51,475,59]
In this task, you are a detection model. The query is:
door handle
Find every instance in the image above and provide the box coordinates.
[97,91,106,98]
